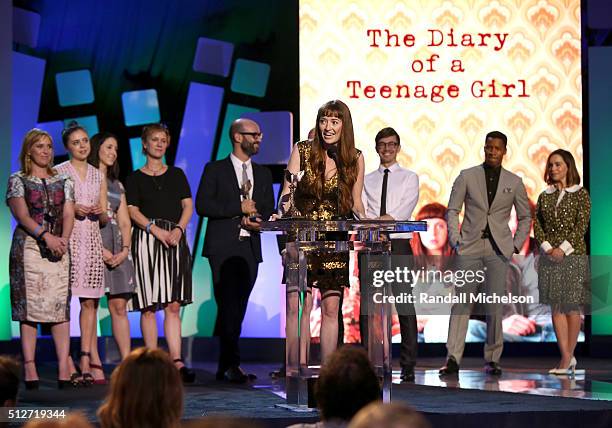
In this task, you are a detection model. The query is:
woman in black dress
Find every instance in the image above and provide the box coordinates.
[125,124,195,382]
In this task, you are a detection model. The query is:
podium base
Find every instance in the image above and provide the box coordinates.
[274,404,318,413]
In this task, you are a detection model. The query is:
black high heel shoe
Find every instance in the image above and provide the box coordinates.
[78,351,94,386]
[23,360,39,390]
[24,380,39,390]
[58,372,82,389]
[174,358,196,383]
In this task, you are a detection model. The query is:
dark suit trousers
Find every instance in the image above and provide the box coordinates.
[209,240,259,373]
[360,238,417,369]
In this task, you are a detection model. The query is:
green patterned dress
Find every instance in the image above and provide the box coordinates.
[534,185,590,312]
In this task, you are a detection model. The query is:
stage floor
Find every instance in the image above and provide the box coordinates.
[11,357,612,428]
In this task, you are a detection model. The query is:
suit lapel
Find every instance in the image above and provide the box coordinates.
[252,162,261,202]
[223,157,242,201]
[490,167,508,210]
[477,165,489,208]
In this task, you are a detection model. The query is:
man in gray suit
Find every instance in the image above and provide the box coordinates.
[439,131,531,376]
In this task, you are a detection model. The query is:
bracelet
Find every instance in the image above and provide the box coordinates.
[38,230,48,241]
[33,225,43,237]
[174,225,185,236]
[122,245,130,251]
[145,221,153,233]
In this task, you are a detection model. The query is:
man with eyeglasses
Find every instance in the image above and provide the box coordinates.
[196,118,275,383]
[362,127,419,381]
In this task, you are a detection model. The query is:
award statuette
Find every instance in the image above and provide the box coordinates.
[240,179,258,221]
[280,170,304,217]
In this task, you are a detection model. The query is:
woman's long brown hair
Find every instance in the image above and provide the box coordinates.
[98,348,183,428]
[306,100,358,215]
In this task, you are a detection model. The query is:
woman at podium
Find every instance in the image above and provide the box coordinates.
[278,99,366,364]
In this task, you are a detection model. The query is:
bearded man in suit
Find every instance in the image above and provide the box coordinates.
[196,118,275,383]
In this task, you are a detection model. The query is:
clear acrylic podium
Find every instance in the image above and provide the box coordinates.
[260,219,427,409]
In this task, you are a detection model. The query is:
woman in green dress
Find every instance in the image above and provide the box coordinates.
[535,149,590,375]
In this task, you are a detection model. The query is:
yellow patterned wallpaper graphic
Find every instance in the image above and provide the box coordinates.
[299,0,582,209]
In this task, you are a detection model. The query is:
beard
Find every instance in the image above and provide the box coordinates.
[241,140,260,156]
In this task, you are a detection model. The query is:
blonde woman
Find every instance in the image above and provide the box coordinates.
[7,129,75,388]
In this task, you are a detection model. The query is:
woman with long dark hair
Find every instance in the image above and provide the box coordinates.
[279,99,365,363]
[88,132,136,360]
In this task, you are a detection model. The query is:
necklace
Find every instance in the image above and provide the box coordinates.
[144,164,166,190]
[144,164,165,175]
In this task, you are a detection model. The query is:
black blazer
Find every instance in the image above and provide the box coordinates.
[196,156,275,262]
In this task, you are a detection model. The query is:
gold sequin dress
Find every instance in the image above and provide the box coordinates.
[534,185,591,312]
[291,140,361,290]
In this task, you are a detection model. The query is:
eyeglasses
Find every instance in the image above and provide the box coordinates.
[240,132,263,139]
[376,142,398,149]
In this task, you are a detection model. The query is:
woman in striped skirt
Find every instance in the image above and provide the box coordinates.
[125,124,195,383]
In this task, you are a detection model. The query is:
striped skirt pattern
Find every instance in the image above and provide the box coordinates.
[129,219,192,311]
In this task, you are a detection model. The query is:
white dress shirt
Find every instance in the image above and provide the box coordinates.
[230,153,254,198]
[230,153,254,237]
[363,162,419,238]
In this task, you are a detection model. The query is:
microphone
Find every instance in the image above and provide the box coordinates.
[326,146,339,166]
[326,145,345,220]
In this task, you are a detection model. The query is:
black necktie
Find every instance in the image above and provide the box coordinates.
[380,168,389,216]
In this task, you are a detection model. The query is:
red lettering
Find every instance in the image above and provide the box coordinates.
[403,33,415,47]
[425,54,439,72]
[396,85,410,98]
[471,80,485,98]
[450,60,465,72]
[414,86,426,98]
[411,60,423,73]
[448,85,460,98]
[517,79,530,97]
[347,80,362,98]
[501,83,515,98]
[366,29,382,47]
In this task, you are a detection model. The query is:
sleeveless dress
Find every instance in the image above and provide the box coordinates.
[291,140,361,290]
[6,172,74,322]
[100,179,136,296]
[55,161,105,298]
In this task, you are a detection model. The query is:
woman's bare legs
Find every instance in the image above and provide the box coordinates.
[108,296,131,360]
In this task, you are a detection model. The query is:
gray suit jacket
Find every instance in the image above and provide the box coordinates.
[447,164,531,259]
